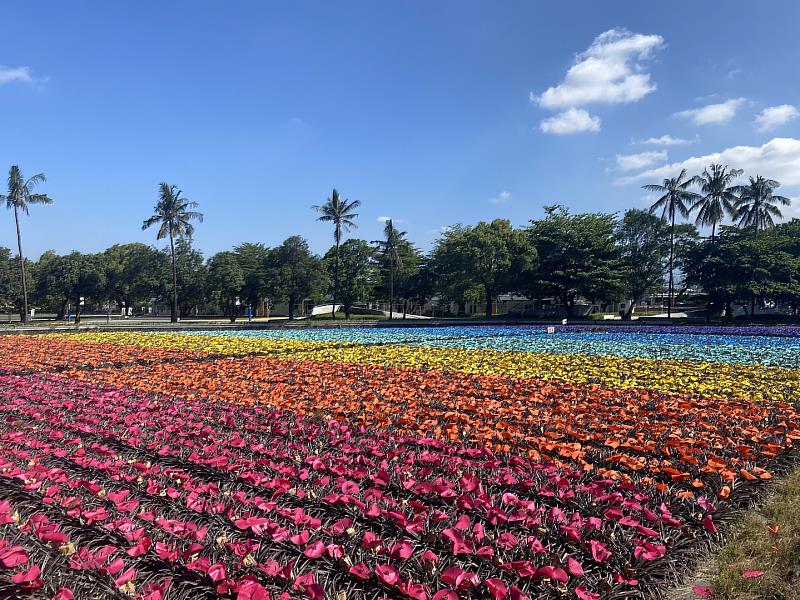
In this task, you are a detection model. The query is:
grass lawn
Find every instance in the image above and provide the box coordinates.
[713,467,800,598]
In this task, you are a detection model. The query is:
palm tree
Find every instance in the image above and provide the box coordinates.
[312,189,361,319]
[1,165,53,323]
[643,169,699,318]
[375,219,406,319]
[732,175,791,236]
[691,164,743,242]
[142,183,203,323]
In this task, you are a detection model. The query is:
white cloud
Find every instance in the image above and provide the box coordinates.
[675,98,746,125]
[615,137,800,188]
[429,225,453,235]
[754,105,799,132]
[638,134,697,146]
[532,28,663,110]
[0,65,34,85]
[540,108,601,135]
[615,150,667,172]
[377,216,404,224]
[487,190,511,204]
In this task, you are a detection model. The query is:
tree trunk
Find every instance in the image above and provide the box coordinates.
[563,295,575,319]
[389,261,394,320]
[403,298,408,319]
[332,238,339,320]
[74,296,82,325]
[56,300,67,321]
[169,230,178,323]
[668,209,675,319]
[725,299,733,324]
[288,297,295,319]
[710,222,716,244]
[623,300,635,320]
[485,288,493,318]
[14,205,29,324]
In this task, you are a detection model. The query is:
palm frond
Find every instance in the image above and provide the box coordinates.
[27,193,53,205]
[142,215,162,231]
[24,173,47,189]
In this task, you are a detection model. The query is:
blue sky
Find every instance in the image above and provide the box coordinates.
[2,1,800,259]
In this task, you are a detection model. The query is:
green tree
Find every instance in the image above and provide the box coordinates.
[323,239,377,319]
[0,247,21,314]
[528,205,623,318]
[142,183,203,322]
[313,189,361,319]
[690,164,742,242]
[103,243,165,313]
[406,257,437,317]
[684,226,797,322]
[430,225,483,316]
[164,239,207,319]
[732,175,791,235]
[373,219,406,319]
[617,209,669,319]
[234,243,271,315]
[0,165,54,322]
[62,252,107,325]
[391,242,423,318]
[267,236,325,319]
[208,251,246,322]
[462,219,536,317]
[33,251,74,318]
[643,169,700,317]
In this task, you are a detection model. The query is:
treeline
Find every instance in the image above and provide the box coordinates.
[1,164,798,323]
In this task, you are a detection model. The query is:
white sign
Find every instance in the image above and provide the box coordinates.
[547,326,555,334]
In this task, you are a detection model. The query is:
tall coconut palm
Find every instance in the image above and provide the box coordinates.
[142,183,203,323]
[731,175,791,235]
[312,189,360,319]
[643,169,700,318]
[691,164,743,242]
[0,165,54,323]
[375,219,406,319]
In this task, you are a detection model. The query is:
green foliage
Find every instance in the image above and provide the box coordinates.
[40,252,108,324]
[732,175,792,234]
[103,243,165,311]
[1,165,54,321]
[430,225,484,315]
[617,209,669,318]
[208,251,245,322]
[430,220,536,317]
[312,189,361,246]
[0,247,21,309]
[313,189,361,317]
[234,242,271,310]
[684,225,800,320]
[528,205,623,317]
[373,220,418,317]
[323,239,377,318]
[691,164,742,239]
[142,182,203,322]
[267,236,326,318]
[169,239,207,318]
